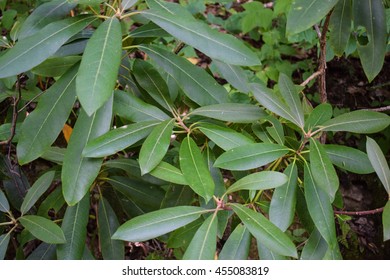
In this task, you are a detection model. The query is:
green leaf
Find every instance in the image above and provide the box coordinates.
[161,185,194,208]
[142,2,259,66]
[180,137,215,202]
[304,163,339,252]
[198,123,254,151]
[122,0,138,10]
[37,187,65,218]
[183,214,218,260]
[83,121,159,158]
[329,0,352,56]
[41,147,65,165]
[139,45,229,106]
[305,103,333,131]
[278,73,304,128]
[0,16,96,78]
[310,139,339,201]
[149,161,188,185]
[0,189,9,213]
[62,97,112,206]
[32,56,81,77]
[167,218,203,249]
[301,229,328,260]
[0,234,10,260]
[251,83,302,127]
[27,243,57,260]
[383,201,390,241]
[354,0,387,82]
[226,171,288,194]
[219,224,251,260]
[324,144,374,174]
[21,171,55,215]
[56,194,89,260]
[98,197,124,260]
[269,162,298,231]
[213,61,250,93]
[128,22,170,38]
[321,110,390,133]
[112,206,208,241]
[214,143,290,171]
[139,119,175,175]
[230,203,297,258]
[76,17,122,116]
[366,137,390,193]
[191,104,266,123]
[257,242,287,260]
[286,0,339,35]
[113,90,170,122]
[19,215,66,244]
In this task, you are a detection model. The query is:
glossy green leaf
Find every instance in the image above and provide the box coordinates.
[214,143,290,171]
[133,59,174,111]
[310,139,339,201]
[230,203,297,258]
[0,16,96,78]
[62,97,112,206]
[366,137,390,193]
[113,90,170,122]
[219,224,251,260]
[98,197,124,260]
[122,0,138,10]
[323,244,343,260]
[21,171,55,215]
[112,206,208,241]
[161,185,194,208]
[139,119,175,175]
[269,162,298,232]
[27,243,57,260]
[179,137,215,202]
[198,123,254,151]
[142,2,259,66]
[18,0,77,40]
[139,45,229,106]
[32,56,81,77]
[0,234,10,260]
[304,163,339,252]
[383,201,390,241]
[37,187,65,218]
[19,215,66,244]
[17,64,78,165]
[324,144,374,174]
[76,17,122,116]
[41,147,65,165]
[264,115,285,145]
[213,61,250,93]
[226,171,288,194]
[149,162,188,185]
[257,242,287,260]
[128,22,170,38]
[329,0,352,56]
[83,121,159,158]
[183,214,218,260]
[167,218,203,249]
[0,189,9,213]
[56,194,89,260]
[301,229,328,260]
[286,0,339,35]
[354,0,387,82]
[191,104,266,123]
[321,110,390,133]
[278,73,304,128]
[305,103,333,131]
[251,83,302,127]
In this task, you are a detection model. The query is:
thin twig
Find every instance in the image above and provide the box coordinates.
[334,207,384,216]
[300,70,323,87]
[369,105,390,112]
[318,11,332,104]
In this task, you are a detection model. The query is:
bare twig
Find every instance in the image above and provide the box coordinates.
[318,11,332,104]
[369,105,390,112]
[334,207,384,216]
[300,70,323,87]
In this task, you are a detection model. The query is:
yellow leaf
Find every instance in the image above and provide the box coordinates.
[62,124,73,143]
[187,57,199,64]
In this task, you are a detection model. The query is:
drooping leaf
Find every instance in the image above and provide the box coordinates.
[167,218,203,249]
[0,16,96,78]
[17,64,79,165]
[191,104,266,123]
[0,234,10,260]
[219,224,251,260]
[353,0,387,82]
[56,194,89,260]
[286,0,339,35]
[149,161,188,185]
[383,201,390,241]
[37,187,65,219]
[76,17,122,116]
[139,45,229,106]
[269,162,298,232]
[301,229,328,260]
[31,56,81,77]
[142,1,259,66]
[0,189,9,213]
[21,171,55,215]
[179,137,215,202]
[321,110,390,133]
[324,144,374,174]
[305,103,333,131]
[139,119,175,175]
[182,214,218,260]
[366,137,390,193]
[83,121,159,158]
[310,138,339,201]
[26,242,57,260]
[19,215,66,244]
[62,97,112,206]
[213,61,250,93]
[257,242,287,260]
[112,206,209,241]
[214,143,290,171]
[230,203,297,258]
[98,197,124,260]
[329,0,352,56]
[226,171,288,194]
